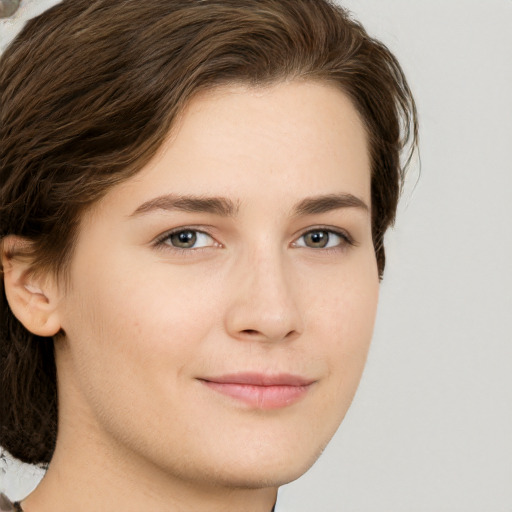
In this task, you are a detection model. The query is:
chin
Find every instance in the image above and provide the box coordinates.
[211,458,318,491]
[200,433,332,490]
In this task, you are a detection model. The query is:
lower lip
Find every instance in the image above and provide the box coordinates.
[201,381,312,409]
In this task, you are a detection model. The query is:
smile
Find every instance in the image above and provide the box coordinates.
[198,373,316,410]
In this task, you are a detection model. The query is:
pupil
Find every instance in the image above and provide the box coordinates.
[307,231,328,248]
[172,230,196,248]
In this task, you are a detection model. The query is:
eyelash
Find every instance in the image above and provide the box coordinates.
[153,225,355,255]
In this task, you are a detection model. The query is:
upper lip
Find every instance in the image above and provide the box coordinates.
[199,373,315,387]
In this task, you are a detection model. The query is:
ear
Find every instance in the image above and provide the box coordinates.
[1,235,62,337]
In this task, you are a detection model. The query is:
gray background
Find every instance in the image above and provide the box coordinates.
[1,1,511,510]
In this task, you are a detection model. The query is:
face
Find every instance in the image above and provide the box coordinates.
[54,81,379,489]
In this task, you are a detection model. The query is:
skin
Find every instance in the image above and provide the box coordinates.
[4,80,379,512]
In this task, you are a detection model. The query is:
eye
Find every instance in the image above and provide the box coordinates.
[293,228,353,249]
[157,229,217,250]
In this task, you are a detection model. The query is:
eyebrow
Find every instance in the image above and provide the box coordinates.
[131,194,240,217]
[130,193,369,218]
[291,193,369,217]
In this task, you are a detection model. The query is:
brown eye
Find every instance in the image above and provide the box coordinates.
[159,229,217,250]
[304,230,330,248]
[294,229,351,250]
[169,230,198,248]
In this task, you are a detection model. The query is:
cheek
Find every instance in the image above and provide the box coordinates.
[58,264,222,452]
[71,260,202,361]
[312,265,379,387]
[80,269,215,364]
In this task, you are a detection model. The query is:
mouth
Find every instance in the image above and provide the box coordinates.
[197,373,316,410]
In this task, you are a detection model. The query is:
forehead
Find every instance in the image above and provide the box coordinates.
[88,80,371,221]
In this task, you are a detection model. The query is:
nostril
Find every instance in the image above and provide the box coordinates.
[0,0,20,18]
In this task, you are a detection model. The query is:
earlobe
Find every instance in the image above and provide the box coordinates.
[1,236,62,337]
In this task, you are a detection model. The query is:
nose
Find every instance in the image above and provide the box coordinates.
[223,245,304,343]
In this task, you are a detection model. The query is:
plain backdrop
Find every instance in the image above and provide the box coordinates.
[1,1,511,510]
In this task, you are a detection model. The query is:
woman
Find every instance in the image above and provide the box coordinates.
[0,0,418,510]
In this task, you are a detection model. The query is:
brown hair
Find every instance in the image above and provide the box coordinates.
[0,0,418,465]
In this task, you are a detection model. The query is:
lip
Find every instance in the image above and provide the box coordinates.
[198,373,316,409]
